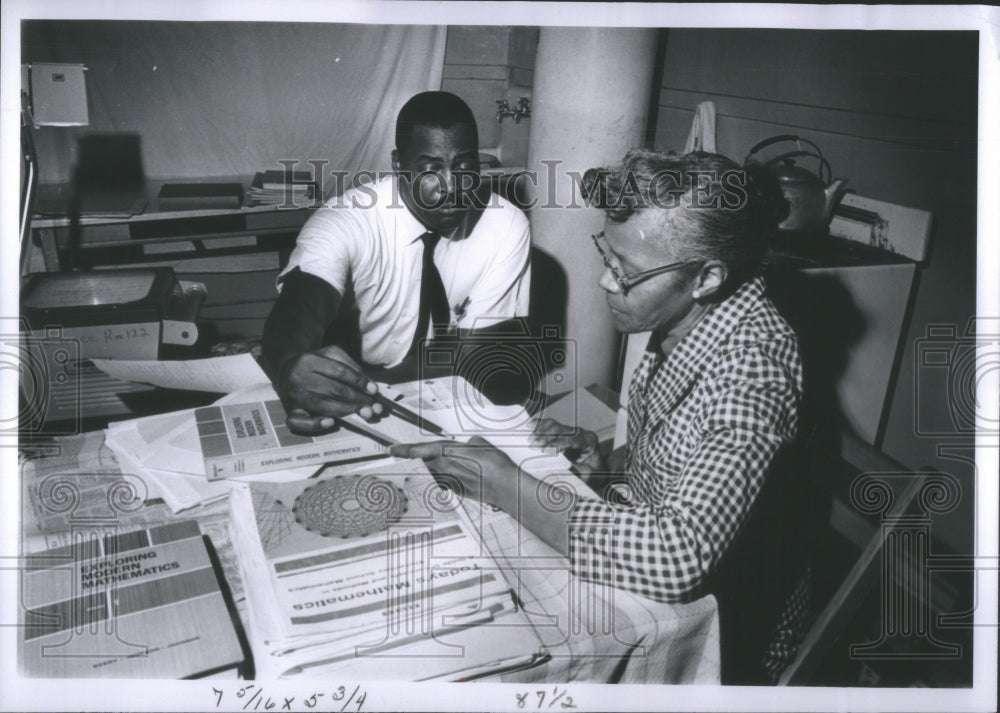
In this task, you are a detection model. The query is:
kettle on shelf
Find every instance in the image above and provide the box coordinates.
[745,135,849,233]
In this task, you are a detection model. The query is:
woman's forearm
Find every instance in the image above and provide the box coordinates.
[492,468,572,557]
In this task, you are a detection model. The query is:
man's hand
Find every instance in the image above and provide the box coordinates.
[390,437,518,508]
[277,344,384,434]
[531,417,604,476]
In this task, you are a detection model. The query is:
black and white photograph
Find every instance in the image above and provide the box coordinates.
[1,2,997,711]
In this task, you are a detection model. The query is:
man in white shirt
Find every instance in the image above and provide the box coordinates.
[261,91,531,433]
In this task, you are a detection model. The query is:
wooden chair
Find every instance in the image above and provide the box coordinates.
[778,430,932,685]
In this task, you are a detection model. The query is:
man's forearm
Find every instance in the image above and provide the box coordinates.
[261,268,342,384]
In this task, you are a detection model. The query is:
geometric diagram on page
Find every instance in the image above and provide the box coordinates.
[250,485,298,552]
[293,474,408,538]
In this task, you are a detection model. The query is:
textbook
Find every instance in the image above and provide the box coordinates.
[194,400,389,479]
[233,459,549,680]
[19,520,246,678]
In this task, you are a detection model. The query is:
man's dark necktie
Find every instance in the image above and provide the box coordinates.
[408,231,451,356]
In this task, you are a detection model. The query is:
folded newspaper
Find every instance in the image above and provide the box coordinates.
[230,458,549,680]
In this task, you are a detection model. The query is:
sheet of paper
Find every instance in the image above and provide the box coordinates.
[107,409,206,476]
[540,386,618,441]
[105,414,230,510]
[91,353,268,393]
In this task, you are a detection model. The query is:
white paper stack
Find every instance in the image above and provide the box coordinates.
[99,370,429,511]
[246,170,318,206]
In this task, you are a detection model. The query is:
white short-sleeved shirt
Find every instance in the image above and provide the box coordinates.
[279,175,531,367]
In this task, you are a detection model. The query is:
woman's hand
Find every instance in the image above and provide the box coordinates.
[531,418,604,476]
[393,436,574,557]
[390,437,519,509]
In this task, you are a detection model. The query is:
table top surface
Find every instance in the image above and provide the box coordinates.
[17,379,721,684]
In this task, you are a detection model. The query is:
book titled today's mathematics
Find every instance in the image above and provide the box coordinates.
[19,520,245,678]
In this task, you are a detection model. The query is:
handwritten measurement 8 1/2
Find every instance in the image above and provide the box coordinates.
[515,687,577,709]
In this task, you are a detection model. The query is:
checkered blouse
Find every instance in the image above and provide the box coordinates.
[568,277,804,603]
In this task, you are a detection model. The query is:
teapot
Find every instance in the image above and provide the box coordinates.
[745,135,849,233]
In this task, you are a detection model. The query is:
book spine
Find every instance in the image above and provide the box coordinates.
[260,183,314,191]
[205,434,387,480]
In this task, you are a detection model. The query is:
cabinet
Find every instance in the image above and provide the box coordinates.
[764,233,920,447]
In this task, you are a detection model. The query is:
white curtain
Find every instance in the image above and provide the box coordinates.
[25,21,447,188]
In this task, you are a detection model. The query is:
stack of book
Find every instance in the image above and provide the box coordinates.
[247,170,318,206]
[233,458,548,680]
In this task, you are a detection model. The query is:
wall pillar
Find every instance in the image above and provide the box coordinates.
[526,27,659,392]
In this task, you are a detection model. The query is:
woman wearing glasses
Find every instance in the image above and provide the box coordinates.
[393,149,809,684]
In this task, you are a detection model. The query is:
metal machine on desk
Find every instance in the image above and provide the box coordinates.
[18,267,208,431]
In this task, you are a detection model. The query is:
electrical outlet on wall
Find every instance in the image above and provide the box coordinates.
[829,193,934,262]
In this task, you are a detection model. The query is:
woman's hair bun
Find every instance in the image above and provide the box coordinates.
[742,161,790,231]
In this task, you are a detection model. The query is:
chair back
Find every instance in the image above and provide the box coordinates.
[778,430,930,685]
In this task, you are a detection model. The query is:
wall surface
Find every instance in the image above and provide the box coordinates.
[651,29,978,551]
[22,21,445,185]
[442,26,538,166]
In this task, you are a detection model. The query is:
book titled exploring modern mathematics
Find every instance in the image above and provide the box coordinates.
[19,520,245,678]
[194,400,389,480]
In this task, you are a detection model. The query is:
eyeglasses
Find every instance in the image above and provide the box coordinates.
[590,232,698,295]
